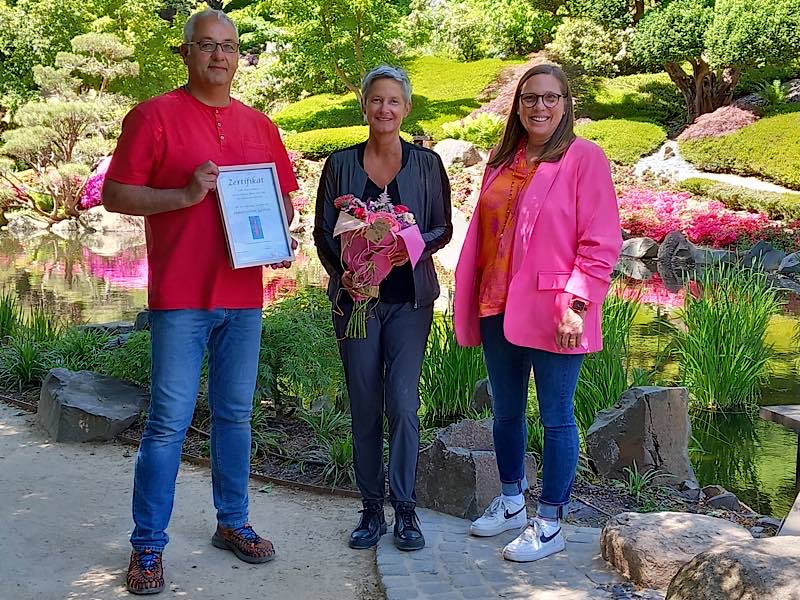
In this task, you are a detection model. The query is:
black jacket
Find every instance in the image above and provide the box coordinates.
[313,140,453,308]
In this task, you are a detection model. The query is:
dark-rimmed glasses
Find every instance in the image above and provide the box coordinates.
[519,92,564,108]
[185,41,240,54]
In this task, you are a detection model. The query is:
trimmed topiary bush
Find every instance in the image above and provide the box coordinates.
[679,111,800,190]
[679,178,800,221]
[677,106,758,141]
[575,119,667,165]
[441,113,505,150]
[284,126,413,159]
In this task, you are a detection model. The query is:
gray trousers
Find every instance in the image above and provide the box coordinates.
[334,301,433,504]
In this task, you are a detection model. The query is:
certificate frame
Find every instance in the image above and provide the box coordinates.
[216,162,295,269]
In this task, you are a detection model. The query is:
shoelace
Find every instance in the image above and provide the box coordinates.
[233,524,261,544]
[397,507,420,530]
[137,550,161,572]
[484,496,504,517]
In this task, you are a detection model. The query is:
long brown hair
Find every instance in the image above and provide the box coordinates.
[488,63,576,168]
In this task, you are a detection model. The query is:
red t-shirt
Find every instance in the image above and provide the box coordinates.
[105,88,299,310]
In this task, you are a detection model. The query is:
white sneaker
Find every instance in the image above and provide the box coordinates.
[469,496,527,537]
[502,517,565,562]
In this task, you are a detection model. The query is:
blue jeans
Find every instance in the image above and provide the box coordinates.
[480,314,584,520]
[130,308,262,551]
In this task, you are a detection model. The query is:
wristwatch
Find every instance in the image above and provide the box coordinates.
[569,298,588,313]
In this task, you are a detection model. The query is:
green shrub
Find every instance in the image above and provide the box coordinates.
[420,313,487,428]
[668,266,780,412]
[321,433,355,487]
[755,80,788,109]
[0,337,54,390]
[284,127,412,159]
[97,330,151,388]
[54,327,112,372]
[577,72,685,128]
[736,61,800,95]
[680,111,800,190]
[441,113,505,150]
[547,19,630,77]
[679,178,800,221]
[575,119,666,165]
[0,291,20,339]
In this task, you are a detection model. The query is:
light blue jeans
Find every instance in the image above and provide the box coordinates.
[130,308,262,552]
[480,314,584,520]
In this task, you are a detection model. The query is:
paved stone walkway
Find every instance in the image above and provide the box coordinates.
[376,509,662,600]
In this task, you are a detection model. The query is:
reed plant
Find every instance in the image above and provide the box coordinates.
[573,289,643,436]
[419,313,487,428]
[669,266,779,411]
[0,290,20,339]
[321,433,355,487]
[0,336,54,390]
[298,408,352,447]
[97,330,152,388]
[21,303,64,345]
[54,327,112,372]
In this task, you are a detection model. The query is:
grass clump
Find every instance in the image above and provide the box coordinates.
[679,178,800,221]
[679,110,800,191]
[576,119,667,165]
[667,266,780,412]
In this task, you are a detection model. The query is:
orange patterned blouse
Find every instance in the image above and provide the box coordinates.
[477,153,538,318]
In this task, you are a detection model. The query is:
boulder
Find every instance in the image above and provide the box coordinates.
[416,419,537,520]
[779,252,800,275]
[621,237,659,259]
[601,511,752,589]
[134,310,150,331]
[81,205,145,234]
[433,139,482,168]
[743,240,786,272]
[706,491,741,511]
[616,257,653,280]
[657,231,697,269]
[37,368,148,442]
[5,213,48,238]
[693,247,736,265]
[77,321,135,336]
[586,386,695,486]
[471,378,492,413]
[666,536,800,599]
[50,218,81,238]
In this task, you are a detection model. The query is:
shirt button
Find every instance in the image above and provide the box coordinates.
[217,122,222,128]
[220,134,225,141]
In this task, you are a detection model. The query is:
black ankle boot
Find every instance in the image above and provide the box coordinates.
[349,500,387,549]
[393,501,425,551]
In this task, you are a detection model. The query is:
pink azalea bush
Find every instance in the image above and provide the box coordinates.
[677,106,758,141]
[619,187,774,248]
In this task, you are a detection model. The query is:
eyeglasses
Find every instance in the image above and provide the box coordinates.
[519,92,564,109]
[185,40,240,54]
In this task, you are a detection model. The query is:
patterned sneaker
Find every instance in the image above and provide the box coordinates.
[126,549,164,595]
[469,496,527,537]
[502,517,565,562]
[211,523,276,564]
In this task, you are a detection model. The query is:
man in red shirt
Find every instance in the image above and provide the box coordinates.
[102,9,298,595]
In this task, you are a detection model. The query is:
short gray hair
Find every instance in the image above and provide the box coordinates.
[360,65,412,111]
[183,9,238,44]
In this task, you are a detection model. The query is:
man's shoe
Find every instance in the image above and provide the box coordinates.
[469,495,527,537]
[212,523,275,564]
[502,517,565,562]
[349,500,387,549]
[126,549,165,595]
[393,501,425,551]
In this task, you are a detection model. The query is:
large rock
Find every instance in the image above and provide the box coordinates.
[81,205,145,234]
[743,240,786,272]
[693,247,736,265]
[470,378,492,413]
[621,237,659,259]
[37,368,148,442]
[586,386,695,486]
[601,511,752,589]
[666,536,800,599]
[779,252,800,275]
[433,139,482,168]
[416,419,537,520]
[616,257,653,280]
[5,213,49,239]
[658,231,697,269]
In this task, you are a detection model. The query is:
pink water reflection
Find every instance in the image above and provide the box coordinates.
[82,246,149,289]
[617,273,699,309]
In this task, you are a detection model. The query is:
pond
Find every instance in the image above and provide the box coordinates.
[1,230,797,518]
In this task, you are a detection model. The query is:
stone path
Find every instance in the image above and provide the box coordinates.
[376,510,664,600]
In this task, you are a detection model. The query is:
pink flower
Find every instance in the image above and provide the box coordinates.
[394,204,410,214]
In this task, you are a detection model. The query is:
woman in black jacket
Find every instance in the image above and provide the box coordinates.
[313,65,453,552]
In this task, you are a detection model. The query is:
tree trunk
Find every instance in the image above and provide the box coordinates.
[664,60,742,123]
[633,0,645,24]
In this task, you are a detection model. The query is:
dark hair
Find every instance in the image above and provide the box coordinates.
[488,63,576,168]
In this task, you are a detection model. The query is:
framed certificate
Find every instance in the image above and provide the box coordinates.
[216,163,295,269]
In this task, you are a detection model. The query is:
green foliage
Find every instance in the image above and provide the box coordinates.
[419,314,487,428]
[631,0,711,71]
[97,330,152,388]
[441,113,505,150]
[622,460,664,502]
[53,327,112,372]
[55,32,139,94]
[486,0,559,56]
[231,55,284,114]
[321,432,355,487]
[573,290,643,436]
[679,111,800,190]
[0,290,20,339]
[576,72,685,128]
[668,266,780,411]
[575,119,667,165]
[298,409,352,447]
[22,304,64,346]
[259,287,345,411]
[678,178,800,221]
[284,127,413,159]
[0,337,54,390]
[754,80,788,109]
[736,62,800,95]
[526,411,545,462]
[547,19,631,77]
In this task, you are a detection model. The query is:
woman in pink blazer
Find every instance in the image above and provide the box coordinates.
[454,64,622,563]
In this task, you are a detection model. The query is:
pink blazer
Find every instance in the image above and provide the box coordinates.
[454,137,623,354]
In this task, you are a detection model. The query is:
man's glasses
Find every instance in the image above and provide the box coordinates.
[519,92,564,108]
[185,40,240,54]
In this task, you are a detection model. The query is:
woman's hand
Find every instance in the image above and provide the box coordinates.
[387,245,409,267]
[341,271,358,294]
[556,307,584,349]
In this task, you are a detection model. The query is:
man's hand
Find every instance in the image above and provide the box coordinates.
[388,244,409,267]
[267,237,298,269]
[556,307,584,349]
[183,160,220,207]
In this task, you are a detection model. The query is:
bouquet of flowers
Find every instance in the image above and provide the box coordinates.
[333,190,424,338]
